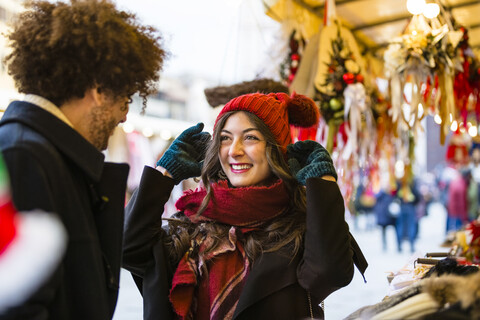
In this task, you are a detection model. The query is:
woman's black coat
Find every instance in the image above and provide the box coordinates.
[123,166,367,320]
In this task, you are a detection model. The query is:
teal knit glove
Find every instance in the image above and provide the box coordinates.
[157,123,211,184]
[286,140,337,185]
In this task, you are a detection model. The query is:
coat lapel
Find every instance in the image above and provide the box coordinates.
[233,249,300,319]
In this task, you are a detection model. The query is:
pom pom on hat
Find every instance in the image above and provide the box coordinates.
[286,92,320,127]
[215,91,319,153]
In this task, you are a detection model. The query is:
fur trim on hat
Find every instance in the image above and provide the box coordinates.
[204,78,289,108]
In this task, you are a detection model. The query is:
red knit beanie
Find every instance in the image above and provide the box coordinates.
[214,92,319,153]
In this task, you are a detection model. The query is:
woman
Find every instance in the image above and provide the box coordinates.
[123,92,368,320]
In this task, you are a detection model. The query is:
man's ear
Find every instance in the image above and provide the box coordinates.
[89,87,105,106]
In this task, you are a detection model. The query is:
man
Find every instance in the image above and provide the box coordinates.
[0,1,165,319]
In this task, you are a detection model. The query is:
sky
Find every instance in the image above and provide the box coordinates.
[112,0,283,86]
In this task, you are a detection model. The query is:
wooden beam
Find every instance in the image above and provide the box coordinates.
[292,0,321,16]
[352,15,410,31]
[467,23,480,30]
[287,0,480,52]
[351,0,480,32]
[445,0,480,10]
[311,0,364,11]
[293,0,371,17]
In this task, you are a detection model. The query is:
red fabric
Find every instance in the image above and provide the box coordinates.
[175,179,289,228]
[0,201,18,254]
[466,220,480,245]
[170,228,250,320]
[446,144,469,164]
[291,125,318,142]
[171,180,289,319]
[447,174,469,222]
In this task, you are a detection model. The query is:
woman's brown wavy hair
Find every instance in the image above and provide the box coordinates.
[4,0,166,109]
[165,111,307,266]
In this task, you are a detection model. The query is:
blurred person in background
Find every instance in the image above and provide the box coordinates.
[373,177,397,252]
[0,1,165,319]
[446,168,470,232]
[469,141,480,188]
[465,169,479,222]
[123,92,368,320]
[352,174,377,231]
[394,163,421,253]
[443,133,470,233]
[468,142,480,220]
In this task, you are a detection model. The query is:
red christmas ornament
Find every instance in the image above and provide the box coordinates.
[342,72,355,84]
[291,53,300,61]
[355,74,364,83]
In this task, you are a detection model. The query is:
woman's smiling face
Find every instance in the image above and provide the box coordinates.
[219,111,273,187]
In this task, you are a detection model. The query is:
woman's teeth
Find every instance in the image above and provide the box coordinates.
[232,164,251,170]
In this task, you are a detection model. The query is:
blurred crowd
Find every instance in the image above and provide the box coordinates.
[350,132,480,255]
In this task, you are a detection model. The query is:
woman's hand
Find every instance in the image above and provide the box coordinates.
[156,123,211,184]
[286,140,337,185]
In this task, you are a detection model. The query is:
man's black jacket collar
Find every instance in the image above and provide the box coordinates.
[0,100,105,182]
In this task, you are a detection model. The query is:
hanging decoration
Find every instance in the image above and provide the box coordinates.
[463,220,480,264]
[445,131,470,166]
[314,0,369,156]
[383,11,464,146]
[289,31,320,100]
[453,27,480,131]
[279,31,305,87]
[314,24,378,192]
[276,21,317,142]
[303,0,378,204]
[315,26,365,153]
[262,0,479,209]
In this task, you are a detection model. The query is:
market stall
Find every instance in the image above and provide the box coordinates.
[257,0,480,209]
[343,218,480,319]
[248,2,480,317]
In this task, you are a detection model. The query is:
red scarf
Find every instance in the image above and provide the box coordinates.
[175,179,289,227]
[170,180,289,320]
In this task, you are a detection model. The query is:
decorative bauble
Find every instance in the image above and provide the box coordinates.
[342,72,355,84]
[329,98,342,110]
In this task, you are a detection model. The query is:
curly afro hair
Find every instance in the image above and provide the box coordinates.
[4,0,167,110]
